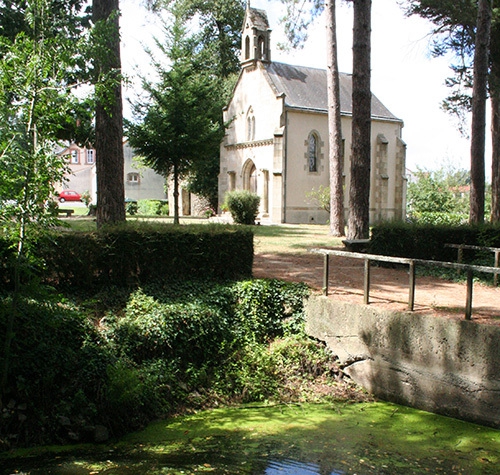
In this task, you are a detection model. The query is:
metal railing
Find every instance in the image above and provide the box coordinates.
[445,243,500,286]
[310,248,500,320]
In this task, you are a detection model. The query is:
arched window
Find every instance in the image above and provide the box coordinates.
[245,36,250,60]
[257,35,265,60]
[246,109,255,141]
[249,164,257,193]
[308,133,318,172]
[247,116,252,141]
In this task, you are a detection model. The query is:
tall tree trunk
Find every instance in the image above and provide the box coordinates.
[492,92,500,222]
[173,163,180,225]
[326,0,345,237]
[490,21,500,223]
[347,0,371,240]
[469,0,491,224]
[93,0,125,227]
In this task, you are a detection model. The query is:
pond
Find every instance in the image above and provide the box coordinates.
[1,402,499,474]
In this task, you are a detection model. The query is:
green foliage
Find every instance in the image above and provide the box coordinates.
[370,221,500,263]
[126,15,225,222]
[279,0,324,49]
[164,0,245,78]
[105,279,309,405]
[408,211,468,226]
[233,279,309,343]
[407,166,471,224]
[80,190,92,207]
[1,224,254,290]
[224,190,261,225]
[136,199,169,216]
[0,293,112,446]
[1,277,312,447]
[0,0,95,397]
[125,200,138,215]
[305,185,331,213]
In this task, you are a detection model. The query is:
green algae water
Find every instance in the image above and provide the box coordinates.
[2,402,499,474]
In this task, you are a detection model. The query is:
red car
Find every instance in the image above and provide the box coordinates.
[58,190,81,202]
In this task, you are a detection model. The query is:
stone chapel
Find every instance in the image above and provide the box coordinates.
[218,5,407,224]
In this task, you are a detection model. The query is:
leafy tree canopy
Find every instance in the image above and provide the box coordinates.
[404,1,500,130]
[407,166,470,215]
[146,0,245,77]
[126,15,225,220]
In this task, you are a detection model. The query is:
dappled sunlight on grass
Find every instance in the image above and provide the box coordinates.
[253,224,343,254]
[62,220,343,255]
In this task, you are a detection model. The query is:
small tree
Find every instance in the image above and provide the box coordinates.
[127,15,224,224]
[0,0,91,396]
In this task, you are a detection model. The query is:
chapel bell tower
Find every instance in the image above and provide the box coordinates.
[241,2,272,67]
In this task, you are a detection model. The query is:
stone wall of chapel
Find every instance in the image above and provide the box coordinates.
[219,65,284,217]
[368,121,405,224]
[284,110,330,224]
[284,112,405,225]
[223,66,282,147]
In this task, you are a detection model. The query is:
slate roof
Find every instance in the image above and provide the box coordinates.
[245,7,270,31]
[264,62,401,122]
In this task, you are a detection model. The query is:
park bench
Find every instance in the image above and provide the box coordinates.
[57,209,74,217]
[342,239,370,252]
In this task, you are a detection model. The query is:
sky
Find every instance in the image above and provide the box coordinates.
[119,0,485,176]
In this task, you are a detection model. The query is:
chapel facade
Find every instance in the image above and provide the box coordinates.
[218,6,407,225]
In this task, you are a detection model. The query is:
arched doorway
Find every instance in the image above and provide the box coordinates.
[243,159,258,194]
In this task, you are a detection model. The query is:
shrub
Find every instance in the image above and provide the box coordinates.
[35,223,254,290]
[1,268,313,447]
[224,190,260,225]
[0,294,113,446]
[370,221,500,263]
[125,200,138,215]
[233,279,309,343]
[137,199,169,216]
[407,211,468,226]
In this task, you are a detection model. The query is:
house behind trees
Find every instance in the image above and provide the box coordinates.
[57,141,166,204]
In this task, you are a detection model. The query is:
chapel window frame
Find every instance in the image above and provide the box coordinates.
[306,131,322,174]
[246,108,255,141]
[245,35,250,60]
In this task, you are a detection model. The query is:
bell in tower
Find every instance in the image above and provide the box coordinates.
[241,2,272,66]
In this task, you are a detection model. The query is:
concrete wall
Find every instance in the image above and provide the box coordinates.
[305,295,500,428]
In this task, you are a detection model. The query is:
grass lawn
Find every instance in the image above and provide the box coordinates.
[63,215,343,254]
[253,223,343,254]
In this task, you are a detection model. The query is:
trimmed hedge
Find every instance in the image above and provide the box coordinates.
[1,224,254,290]
[370,222,500,262]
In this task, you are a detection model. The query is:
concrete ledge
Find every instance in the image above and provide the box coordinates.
[305,295,500,428]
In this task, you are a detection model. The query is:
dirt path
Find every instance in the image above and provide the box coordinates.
[253,251,500,326]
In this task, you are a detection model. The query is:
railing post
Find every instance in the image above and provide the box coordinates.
[408,260,415,311]
[495,251,499,286]
[323,253,329,296]
[465,269,473,320]
[457,246,463,276]
[364,258,370,304]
